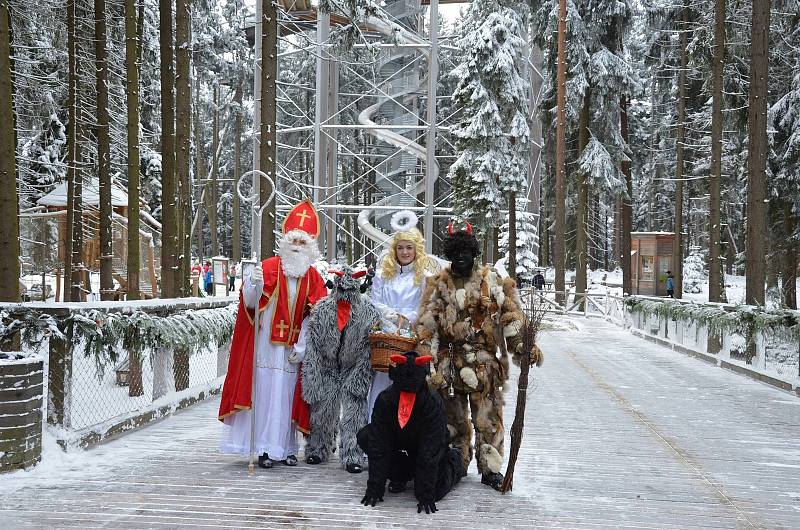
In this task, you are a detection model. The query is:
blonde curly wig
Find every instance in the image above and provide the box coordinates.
[380,228,431,285]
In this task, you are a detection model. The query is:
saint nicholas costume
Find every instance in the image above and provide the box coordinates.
[218,200,328,464]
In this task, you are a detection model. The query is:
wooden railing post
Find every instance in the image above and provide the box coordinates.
[47,331,72,429]
[173,347,190,391]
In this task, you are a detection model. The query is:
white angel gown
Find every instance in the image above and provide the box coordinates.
[366,262,425,421]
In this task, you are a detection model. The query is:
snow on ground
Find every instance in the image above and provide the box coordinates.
[539,266,800,307]
[2,317,800,528]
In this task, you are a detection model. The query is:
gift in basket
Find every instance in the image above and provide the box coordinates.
[369,314,418,372]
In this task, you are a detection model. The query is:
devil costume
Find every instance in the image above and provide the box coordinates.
[302,266,381,472]
[416,225,543,490]
[358,350,465,514]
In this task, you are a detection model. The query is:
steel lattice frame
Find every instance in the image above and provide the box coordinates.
[252,0,543,265]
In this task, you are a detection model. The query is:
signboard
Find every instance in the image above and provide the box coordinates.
[212,258,228,285]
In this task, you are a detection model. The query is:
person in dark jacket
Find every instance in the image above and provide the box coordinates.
[358,350,465,514]
[532,271,545,290]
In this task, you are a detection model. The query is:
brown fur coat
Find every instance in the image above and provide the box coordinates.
[416,265,527,394]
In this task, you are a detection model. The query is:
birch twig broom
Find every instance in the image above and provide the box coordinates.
[501,288,546,493]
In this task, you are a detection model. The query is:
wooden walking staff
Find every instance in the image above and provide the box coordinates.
[501,288,546,493]
[236,169,275,476]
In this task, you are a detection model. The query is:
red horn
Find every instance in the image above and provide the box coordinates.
[447,222,454,236]
[351,270,367,279]
[465,222,473,235]
[328,269,344,277]
[390,354,407,365]
[414,355,433,366]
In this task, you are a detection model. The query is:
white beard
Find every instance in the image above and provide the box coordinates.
[278,232,320,278]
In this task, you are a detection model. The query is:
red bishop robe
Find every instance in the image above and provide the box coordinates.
[218,257,327,435]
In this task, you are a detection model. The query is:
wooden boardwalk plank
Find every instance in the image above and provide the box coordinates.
[2,317,799,528]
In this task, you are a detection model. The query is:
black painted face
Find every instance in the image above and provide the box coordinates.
[447,247,476,278]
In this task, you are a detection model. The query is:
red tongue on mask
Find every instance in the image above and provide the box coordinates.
[336,300,351,331]
[398,391,416,428]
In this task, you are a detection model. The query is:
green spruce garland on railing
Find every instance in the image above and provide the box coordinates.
[0,304,237,373]
[623,297,800,345]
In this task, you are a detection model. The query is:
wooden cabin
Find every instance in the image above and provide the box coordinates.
[36,179,159,299]
[630,232,675,296]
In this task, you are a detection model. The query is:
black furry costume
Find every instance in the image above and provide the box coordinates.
[358,350,465,514]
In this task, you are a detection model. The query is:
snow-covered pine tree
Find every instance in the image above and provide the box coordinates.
[499,198,539,283]
[449,2,530,234]
[682,247,706,294]
[768,2,800,309]
[20,114,67,208]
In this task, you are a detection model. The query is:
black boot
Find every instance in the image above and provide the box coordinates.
[306,454,322,465]
[481,471,504,491]
[257,453,274,469]
[346,462,363,474]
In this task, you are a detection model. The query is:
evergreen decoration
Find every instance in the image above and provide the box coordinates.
[0,304,237,375]
[624,296,800,345]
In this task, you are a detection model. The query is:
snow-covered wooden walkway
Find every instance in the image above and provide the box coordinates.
[3,317,800,529]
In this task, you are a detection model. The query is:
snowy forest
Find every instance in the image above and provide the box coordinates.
[0,0,798,309]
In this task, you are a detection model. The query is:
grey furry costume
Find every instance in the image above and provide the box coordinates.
[302,266,380,470]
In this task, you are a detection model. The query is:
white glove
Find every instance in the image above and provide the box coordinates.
[288,349,302,365]
[382,309,398,323]
[250,264,264,285]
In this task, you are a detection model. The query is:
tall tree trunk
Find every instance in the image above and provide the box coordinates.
[539,199,549,268]
[64,0,77,301]
[175,0,191,296]
[159,0,177,298]
[508,192,517,280]
[575,91,590,305]
[210,84,220,256]
[673,3,689,299]
[745,0,770,306]
[259,0,277,259]
[784,202,797,309]
[232,79,242,264]
[620,96,633,295]
[554,0,567,304]
[125,0,140,300]
[708,0,726,303]
[193,78,206,265]
[0,1,19,303]
[95,0,113,301]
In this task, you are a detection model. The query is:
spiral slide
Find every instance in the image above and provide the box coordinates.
[356,12,439,247]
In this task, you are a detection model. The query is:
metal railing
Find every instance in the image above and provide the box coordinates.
[520,288,799,391]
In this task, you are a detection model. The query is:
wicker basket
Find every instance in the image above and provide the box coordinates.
[369,316,417,372]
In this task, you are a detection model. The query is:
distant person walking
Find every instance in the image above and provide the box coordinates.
[229,263,236,292]
[204,261,214,296]
[532,271,545,290]
[666,271,675,298]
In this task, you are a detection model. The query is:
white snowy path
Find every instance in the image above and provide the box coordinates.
[2,318,800,529]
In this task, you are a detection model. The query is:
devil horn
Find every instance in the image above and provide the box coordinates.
[465,222,473,235]
[351,270,367,279]
[447,222,454,236]
[414,355,433,366]
[390,354,408,365]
